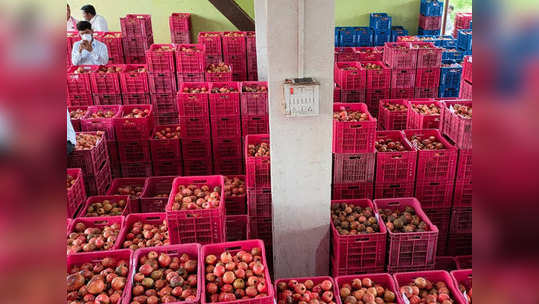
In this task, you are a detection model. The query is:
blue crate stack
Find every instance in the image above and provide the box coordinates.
[439,63,462,97]
[457,29,472,55]
[420,0,444,17]
[370,13,392,46]
[442,48,464,63]
[357,27,374,46]
[390,26,408,42]
[334,27,373,47]
[418,28,441,35]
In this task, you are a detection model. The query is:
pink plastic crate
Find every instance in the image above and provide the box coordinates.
[213,157,243,175]
[153,159,183,176]
[205,64,233,82]
[92,93,123,105]
[246,31,256,56]
[419,15,442,30]
[414,179,455,208]
[374,131,417,183]
[355,46,384,61]
[383,42,418,69]
[222,31,247,57]
[166,176,225,244]
[169,12,191,33]
[179,116,210,138]
[415,68,441,88]
[450,269,472,303]
[365,88,390,117]
[178,82,210,116]
[107,177,147,200]
[68,106,89,132]
[117,140,151,163]
[120,161,153,177]
[275,277,337,304]
[67,216,124,252]
[441,100,472,150]
[335,47,360,62]
[361,61,391,89]
[119,64,149,93]
[81,105,121,141]
[213,137,242,158]
[113,104,153,140]
[455,255,472,269]
[155,113,180,126]
[67,168,86,218]
[150,92,177,114]
[450,207,472,234]
[123,93,151,104]
[374,181,414,199]
[415,87,438,98]
[391,69,416,88]
[198,32,222,56]
[148,71,177,93]
[404,129,458,181]
[453,179,472,207]
[90,65,123,94]
[340,89,366,103]
[124,244,201,304]
[176,44,205,73]
[455,13,473,35]
[242,115,269,136]
[460,79,472,99]
[177,72,205,84]
[331,182,373,200]
[334,85,341,103]
[331,199,387,274]
[412,42,443,68]
[224,175,246,215]
[120,14,152,37]
[211,116,242,138]
[406,99,443,129]
[446,233,472,256]
[78,195,134,217]
[209,82,241,116]
[378,99,408,130]
[224,56,247,81]
[67,93,93,106]
[333,103,376,153]
[456,149,472,181]
[462,56,472,83]
[247,187,272,217]
[226,215,248,241]
[68,132,108,176]
[240,81,268,115]
[436,256,458,271]
[140,176,174,212]
[390,88,415,99]
[122,36,153,58]
[394,271,465,304]
[67,65,96,95]
[181,138,212,159]
[116,212,168,249]
[335,62,366,90]
[334,274,400,304]
[247,219,273,252]
[149,124,181,160]
[245,135,271,188]
[84,161,112,195]
[374,198,439,268]
[97,32,125,64]
[183,158,213,176]
[333,152,375,183]
[423,207,451,255]
[200,240,274,304]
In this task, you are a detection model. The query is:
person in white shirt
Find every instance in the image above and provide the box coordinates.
[67,110,76,155]
[81,4,108,32]
[67,4,78,32]
[71,21,109,66]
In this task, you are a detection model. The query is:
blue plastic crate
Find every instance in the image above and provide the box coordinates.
[440,63,463,88]
[439,85,460,98]
[440,35,457,48]
[391,26,408,42]
[442,48,464,62]
[374,31,390,46]
[370,13,392,31]
[420,0,444,17]
[418,28,440,35]
[470,20,472,29]
[335,28,341,46]
[416,35,441,46]
[356,27,374,47]
[457,29,472,51]
[336,27,357,47]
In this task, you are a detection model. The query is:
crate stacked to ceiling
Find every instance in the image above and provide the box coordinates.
[460,56,472,98]
[146,44,178,126]
[370,13,392,46]
[419,0,444,35]
[169,13,191,44]
[121,14,154,64]
[413,41,443,98]
[453,12,473,38]
[96,32,125,64]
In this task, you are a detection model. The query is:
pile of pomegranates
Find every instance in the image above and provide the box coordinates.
[224,176,246,198]
[153,126,181,140]
[334,108,369,122]
[408,134,445,150]
[276,279,335,304]
[400,277,457,304]
[411,103,440,115]
[83,198,128,217]
[375,137,407,152]
[452,104,472,119]
[67,174,76,189]
[242,84,267,93]
[362,63,383,70]
[182,86,208,94]
[247,142,270,157]
[67,222,121,254]
[171,184,221,210]
[70,108,88,120]
[211,85,238,93]
[123,108,150,118]
[73,67,92,74]
[458,281,472,303]
[121,220,170,250]
[75,132,104,151]
[95,66,122,74]
[331,203,380,235]
[112,184,144,199]
[383,103,407,112]
[179,46,202,53]
[207,63,231,73]
[379,207,429,233]
[88,109,118,119]
[339,278,397,304]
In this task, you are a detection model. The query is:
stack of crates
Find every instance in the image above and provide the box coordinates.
[413,41,442,98]
[241,82,269,137]
[67,168,87,218]
[457,29,472,55]
[178,82,213,175]
[404,129,457,255]
[90,65,123,106]
[149,125,182,176]
[146,44,178,126]
[198,32,223,66]
[246,32,258,81]
[67,65,96,106]
[418,0,443,35]
[390,26,408,42]
[222,32,247,81]
[384,42,418,99]
[370,13,392,46]
[332,103,376,199]
[223,175,248,242]
[120,65,151,106]
[361,61,391,116]
[175,44,206,84]
[439,62,462,97]
[377,99,409,130]
[169,13,191,44]
[209,82,243,175]
[334,62,366,103]
[245,135,273,262]
[96,32,125,64]
[335,27,373,47]
[453,12,472,38]
[121,14,154,64]
[460,56,472,98]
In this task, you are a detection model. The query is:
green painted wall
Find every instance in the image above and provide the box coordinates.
[68,0,421,43]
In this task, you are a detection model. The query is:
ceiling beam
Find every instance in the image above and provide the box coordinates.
[208,0,255,31]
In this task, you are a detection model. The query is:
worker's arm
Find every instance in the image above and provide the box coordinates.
[71,42,88,65]
[86,43,109,65]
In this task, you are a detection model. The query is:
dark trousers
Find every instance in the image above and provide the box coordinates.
[67,141,74,155]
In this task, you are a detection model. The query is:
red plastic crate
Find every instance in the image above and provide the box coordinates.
[214,157,243,175]
[450,269,472,303]
[406,99,443,129]
[378,99,408,130]
[419,15,442,30]
[334,85,341,102]
[78,195,134,217]
[81,105,121,141]
[242,115,269,136]
[374,130,417,183]
[423,207,451,255]
[374,181,414,199]
[122,35,153,57]
[453,179,472,207]
[415,87,438,98]
[333,103,377,153]
[107,177,147,199]
[181,138,212,159]
[374,198,439,268]
[211,116,242,138]
[391,69,416,88]
[67,168,86,218]
[68,132,108,176]
[177,72,205,84]
[247,217,272,244]
[152,159,183,176]
[84,160,112,195]
[441,100,472,150]
[404,129,458,181]
[340,89,366,103]
[169,13,191,32]
[414,179,455,208]
[198,32,222,56]
[170,32,190,45]
[68,106,89,131]
[119,64,149,93]
[454,13,473,35]
[394,271,466,304]
[120,161,153,177]
[365,88,390,116]
[183,158,213,176]
[124,244,201,303]
[209,82,241,116]
[178,82,210,116]
[123,93,150,104]
[460,80,472,99]
[331,199,387,274]
[361,61,391,89]
[222,31,247,57]
[117,140,151,163]
[113,104,153,140]
[148,71,177,93]
[90,65,123,94]
[334,274,399,304]
[200,240,274,304]
[275,277,337,304]
[179,116,211,138]
[355,46,384,61]
[212,137,242,158]
[335,47,360,62]
[455,255,472,269]
[92,93,122,105]
[446,233,472,256]
[245,135,271,188]
[456,149,472,181]
[247,187,272,217]
[67,65,96,95]
[226,215,248,241]
[224,55,247,81]
[331,182,373,200]
[140,176,174,212]
[224,175,247,215]
[205,65,233,82]
[176,44,205,73]
[116,212,168,249]
[383,42,418,69]
[390,88,415,99]
[150,92,177,114]
[436,256,458,271]
[416,68,441,88]
[67,93,93,106]
[97,32,124,64]
[155,113,180,126]
[450,207,472,234]
[120,14,152,37]
[412,42,443,68]
[149,124,181,160]
[67,216,124,251]
[166,176,225,244]
[462,56,472,83]
[332,152,375,183]
[335,62,367,90]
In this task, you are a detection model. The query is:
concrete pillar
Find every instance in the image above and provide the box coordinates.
[254,0,335,277]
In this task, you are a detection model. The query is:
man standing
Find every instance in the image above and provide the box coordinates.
[71,21,108,66]
[67,4,78,32]
[81,4,108,32]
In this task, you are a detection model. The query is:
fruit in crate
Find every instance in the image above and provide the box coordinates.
[204,247,267,302]
[96,66,122,73]
[362,62,383,70]
[379,206,429,233]
[70,108,88,120]
[223,32,244,37]
[341,65,359,71]
[224,176,246,198]
[171,184,221,210]
[333,107,369,122]
[413,44,434,49]
[154,45,173,51]
[247,142,270,157]
[75,132,104,150]
[113,184,144,199]
[400,277,457,304]
[103,33,120,39]
[339,277,396,304]
[153,126,181,139]
[123,108,150,118]
[276,279,335,304]
[67,221,121,254]
[84,199,127,217]
[182,86,208,93]
[242,84,267,92]
[444,48,459,53]
[451,104,472,118]
[331,203,380,235]
[206,63,231,73]
[357,48,382,55]
[121,220,169,249]
[200,33,220,37]
[88,109,118,119]
[66,256,129,303]
[411,103,440,115]
[129,250,198,303]
[383,103,407,112]
[375,137,407,152]
[126,66,147,74]
[179,46,202,53]
[211,85,238,93]
[408,134,446,150]
[458,282,472,303]
[67,174,76,189]
[73,66,92,74]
